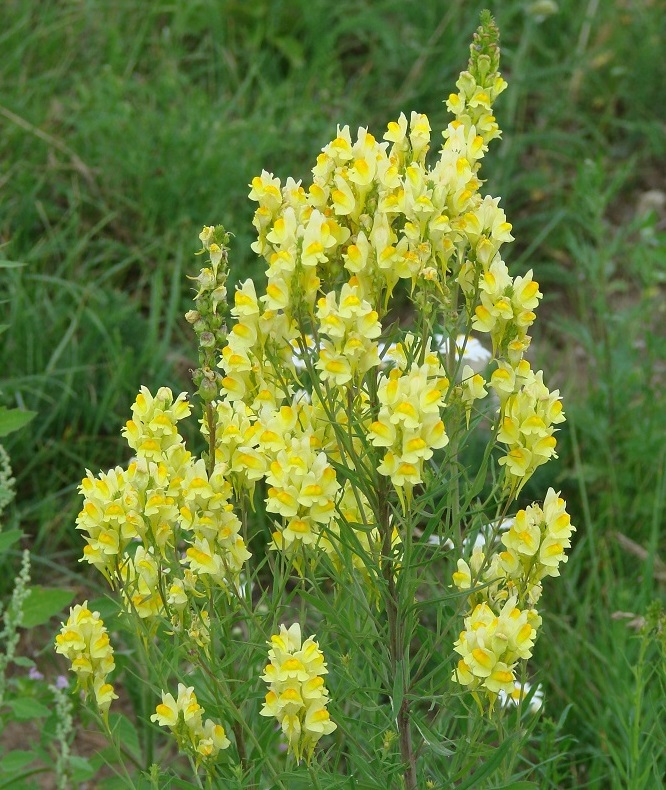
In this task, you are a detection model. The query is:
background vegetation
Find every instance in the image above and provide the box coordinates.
[1,0,665,786]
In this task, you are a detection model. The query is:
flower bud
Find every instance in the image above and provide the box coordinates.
[198,377,218,402]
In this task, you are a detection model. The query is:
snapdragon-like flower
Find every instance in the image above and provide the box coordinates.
[204,400,267,492]
[499,488,576,590]
[494,366,565,492]
[315,281,382,385]
[119,546,164,619]
[472,258,542,356]
[122,386,191,462]
[369,363,449,498]
[218,278,297,407]
[180,459,252,590]
[266,435,340,552]
[151,683,230,762]
[55,603,118,715]
[452,596,536,695]
[76,464,144,578]
[260,623,336,761]
[451,490,575,701]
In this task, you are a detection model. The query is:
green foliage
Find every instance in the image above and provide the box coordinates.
[0,408,36,438]
[531,157,666,786]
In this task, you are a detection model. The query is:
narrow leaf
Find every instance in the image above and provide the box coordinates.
[455,737,516,790]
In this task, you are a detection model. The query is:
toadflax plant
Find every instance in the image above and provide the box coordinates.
[55,13,575,789]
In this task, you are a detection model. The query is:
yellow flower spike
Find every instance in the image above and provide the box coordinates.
[260,623,336,762]
[55,602,117,716]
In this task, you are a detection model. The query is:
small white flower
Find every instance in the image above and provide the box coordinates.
[435,333,492,372]
[290,335,317,371]
[426,535,454,549]
[468,517,514,551]
[499,681,543,713]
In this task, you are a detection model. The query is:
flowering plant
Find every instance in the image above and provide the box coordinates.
[55,13,574,788]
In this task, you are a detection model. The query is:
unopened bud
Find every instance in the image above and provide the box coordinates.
[476,54,491,80]
[198,377,218,402]
[199,331,215,348]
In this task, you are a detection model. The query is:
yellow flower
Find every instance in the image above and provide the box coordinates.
[55,602,117,714]
[260,624,336,762]
[122,387,191,463]
[452,597,536,695]
[496,367,565,492]
[119,546,164,619]
[265,437,340,555]
[369,365,449,494]
[77,464,145,576]
[151,684,230,761]
[460,364,488,426]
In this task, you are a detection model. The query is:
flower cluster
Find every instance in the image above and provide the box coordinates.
[453,597,536,694]
[151,683,230,762]
[369,357,449,498]
[123,386,191,462]
[55,602,117,715]
[315,282,382,385]
[472,258,542,359]
[76,386,252,628]
[219,276,295,408]
[491,362,565,493]
[500,488,576,591]
[233,8,549,519]
[265,436,340,553]
[59,13,572,775]
[452,489,575,696]
[204,399,267,494]
[260,623,336,761]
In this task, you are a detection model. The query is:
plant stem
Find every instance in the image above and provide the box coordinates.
[205,401,216,478]
[378,475,417,789]
[629,630,648,787]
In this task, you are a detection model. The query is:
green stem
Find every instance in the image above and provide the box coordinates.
[205,401,216,478]
[629,632,648,785]
[196,656,284,790]
[186,755,205,789]
[98,716,142,789]
[379,476,416,789]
